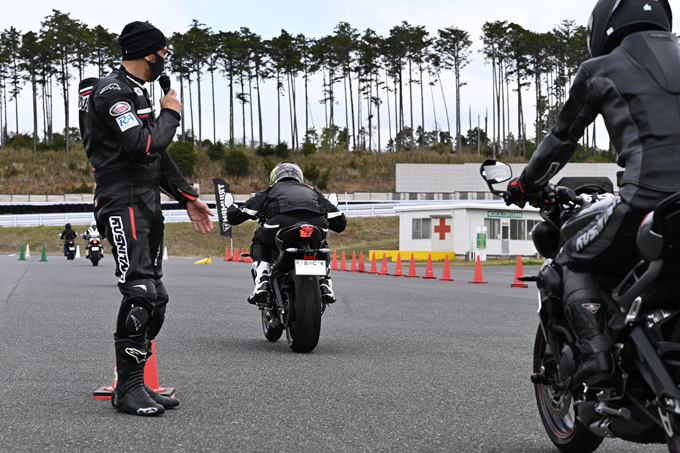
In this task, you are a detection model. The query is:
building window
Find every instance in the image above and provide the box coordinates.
[510,219,526,240]
[412,218,432,239]
[484,218,500,240]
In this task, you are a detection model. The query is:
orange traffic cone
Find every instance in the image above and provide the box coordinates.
[224,247,231,261]
[243,248,253,263]
[358,251,366,273]
[369,252,378,274]
[379,253,389,275]
[511,255,529,288]
[406,253,418,278]
[331,250,338,270]
[470,255,487,284]
[422,254,436,279]
[93,340,175,400]
[340,251,348,271]
[440,254,454,281]
[393,253,403,277]
[350,251,358,272]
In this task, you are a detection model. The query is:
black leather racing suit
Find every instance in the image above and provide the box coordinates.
[78,66,198,368]
[226,179,347,261]
[517,31,680,347]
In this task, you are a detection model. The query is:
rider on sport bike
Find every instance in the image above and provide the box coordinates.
[82,221,104,259]
[226,161,347,307]
[505,0,676,391]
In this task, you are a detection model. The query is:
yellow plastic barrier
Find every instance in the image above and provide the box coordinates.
[368,250,455,262]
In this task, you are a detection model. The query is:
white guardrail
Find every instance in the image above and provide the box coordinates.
[0,201,461,227]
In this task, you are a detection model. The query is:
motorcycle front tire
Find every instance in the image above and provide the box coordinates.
[533,325,603,453]
[286,274,322,353]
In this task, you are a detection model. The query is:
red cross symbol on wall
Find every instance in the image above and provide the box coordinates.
[433,218,451,240]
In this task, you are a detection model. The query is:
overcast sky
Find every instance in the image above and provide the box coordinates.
[2,0,677,149]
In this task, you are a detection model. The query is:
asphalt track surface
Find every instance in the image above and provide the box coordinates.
[0,253,667,452]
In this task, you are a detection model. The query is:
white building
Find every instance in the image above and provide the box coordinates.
[394,201,544,259]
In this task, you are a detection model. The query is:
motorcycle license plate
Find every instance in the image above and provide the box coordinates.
[294,259,326,276]
[91,247,99,251]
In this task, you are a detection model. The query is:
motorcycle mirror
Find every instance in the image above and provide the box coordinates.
[480,159,513,184]
[328,193,339,207]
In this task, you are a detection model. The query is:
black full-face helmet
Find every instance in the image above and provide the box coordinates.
[587,0,673,58]
[65,223,71,229]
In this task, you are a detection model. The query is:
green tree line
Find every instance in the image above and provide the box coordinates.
[0,10,593,158]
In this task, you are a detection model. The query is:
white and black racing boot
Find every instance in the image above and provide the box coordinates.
[248,261,271,307]
[320,277,336,304]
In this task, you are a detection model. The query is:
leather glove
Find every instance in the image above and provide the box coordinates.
[505,177,528,207]
[506,177,544,208]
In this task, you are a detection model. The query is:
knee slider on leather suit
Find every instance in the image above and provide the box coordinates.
[117,279,157,341]
[147,280,168,340]
[562,268,608,341]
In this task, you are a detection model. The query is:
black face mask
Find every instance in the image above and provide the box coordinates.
[147,52,165,81]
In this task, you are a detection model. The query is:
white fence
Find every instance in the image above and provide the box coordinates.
[0,201,458,227]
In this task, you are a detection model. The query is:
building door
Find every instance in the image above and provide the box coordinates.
[502,224,510,255]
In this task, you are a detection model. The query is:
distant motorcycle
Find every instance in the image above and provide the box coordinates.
[84,235,103,266]
[64,239,76,260]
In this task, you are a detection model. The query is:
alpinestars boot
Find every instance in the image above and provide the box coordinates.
[142,344,179,409]
[572,334,614,388]
[144,384,179,409]
[320,277,336,304]
[113,363,165,416]
[248,261,271,306]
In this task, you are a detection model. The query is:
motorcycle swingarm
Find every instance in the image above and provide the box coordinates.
[270,277,287,311]
[630,327,680,403]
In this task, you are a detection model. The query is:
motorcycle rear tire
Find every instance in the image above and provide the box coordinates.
[533,325,603,453]
[91,254,100,266]
[664,412,680,452]
[286,275,322,353]
[262,311,283,342]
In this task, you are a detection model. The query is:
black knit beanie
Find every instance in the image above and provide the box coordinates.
[119,21,167,60]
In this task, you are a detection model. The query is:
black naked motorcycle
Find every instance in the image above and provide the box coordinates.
[481,159,680,453]
[245,223,331,353]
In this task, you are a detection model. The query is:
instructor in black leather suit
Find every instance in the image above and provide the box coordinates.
[78,21,213,416]
[506,0,676,389]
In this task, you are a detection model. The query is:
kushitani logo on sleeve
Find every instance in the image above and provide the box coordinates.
[110,216,130,283]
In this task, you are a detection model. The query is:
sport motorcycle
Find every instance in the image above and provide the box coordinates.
[85,235,103,266]
[481,159,680,452]
[245,223,331,353]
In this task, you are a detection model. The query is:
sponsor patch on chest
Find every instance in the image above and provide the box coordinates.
[116,113,139,132]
